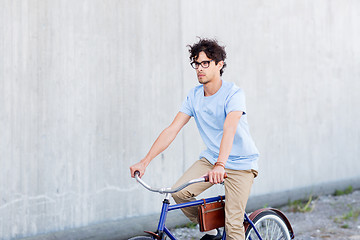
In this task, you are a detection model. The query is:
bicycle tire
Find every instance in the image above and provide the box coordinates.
[245,210,291,240]
[128,236,154,240]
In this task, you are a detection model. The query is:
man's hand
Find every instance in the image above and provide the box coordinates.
[130,161,147,178]
[208,165,226,184]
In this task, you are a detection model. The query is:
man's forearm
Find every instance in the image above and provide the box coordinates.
[217,111,242,165]
[217,128,236,165]
[141,127,178,166]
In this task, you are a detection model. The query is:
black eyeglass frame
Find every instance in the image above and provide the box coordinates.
[190,60,215,69]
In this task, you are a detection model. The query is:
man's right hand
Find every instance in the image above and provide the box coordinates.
[130,161,147,178]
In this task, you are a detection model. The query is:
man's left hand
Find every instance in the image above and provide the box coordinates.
[208,166,226,184]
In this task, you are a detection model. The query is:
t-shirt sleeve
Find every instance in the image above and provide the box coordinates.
[180,95,194,117]
[225,89,247,115]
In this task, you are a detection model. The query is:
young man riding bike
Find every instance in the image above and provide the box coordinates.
[130,38,259,240]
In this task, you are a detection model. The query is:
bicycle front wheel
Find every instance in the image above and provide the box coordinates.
[245,210,291,240]
[128,236,154,240]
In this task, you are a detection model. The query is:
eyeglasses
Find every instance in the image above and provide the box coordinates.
[190,60,214,69]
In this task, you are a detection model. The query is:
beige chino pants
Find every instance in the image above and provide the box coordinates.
[171,158,257,240]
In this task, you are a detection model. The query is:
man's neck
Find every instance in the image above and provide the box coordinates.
[203,77,222,97]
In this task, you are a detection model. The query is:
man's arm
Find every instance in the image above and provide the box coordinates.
[208,111,243,184]
[130,112,191,178]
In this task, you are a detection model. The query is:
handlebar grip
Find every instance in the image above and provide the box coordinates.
[204,175,209,182]
[134,170,140,176]
[204,172,227,182]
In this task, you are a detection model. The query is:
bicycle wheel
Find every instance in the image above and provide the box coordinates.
[128,236,154,240]
[245,210,291,240]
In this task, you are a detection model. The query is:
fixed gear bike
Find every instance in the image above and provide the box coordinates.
[129,171,294,240]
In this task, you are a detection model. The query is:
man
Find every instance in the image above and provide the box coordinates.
[130,38,259,240]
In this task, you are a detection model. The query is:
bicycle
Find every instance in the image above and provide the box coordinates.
[129,171,294,240]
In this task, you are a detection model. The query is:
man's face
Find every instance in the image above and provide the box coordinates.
[194,51,223,85]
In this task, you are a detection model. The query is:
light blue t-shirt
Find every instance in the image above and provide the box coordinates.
[180,80,259,170]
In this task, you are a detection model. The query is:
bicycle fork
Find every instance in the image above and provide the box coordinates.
[156,194,177,240]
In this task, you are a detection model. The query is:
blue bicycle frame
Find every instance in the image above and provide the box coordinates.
[155,194,263,240]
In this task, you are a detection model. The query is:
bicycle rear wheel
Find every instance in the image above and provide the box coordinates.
[245,210,291,240]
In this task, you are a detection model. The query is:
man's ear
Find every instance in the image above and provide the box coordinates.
[217,61,224,70]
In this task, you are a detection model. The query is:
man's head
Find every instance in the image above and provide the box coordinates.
[188,38,227,77]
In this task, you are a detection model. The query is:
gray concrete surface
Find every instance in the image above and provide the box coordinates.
[17,178,360,240]
[19,212,189,240]
[1,0,360,239]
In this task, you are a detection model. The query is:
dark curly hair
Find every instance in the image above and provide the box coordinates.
[187,38,227,76]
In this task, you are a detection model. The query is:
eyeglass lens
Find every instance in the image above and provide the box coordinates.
[191,61,211,69]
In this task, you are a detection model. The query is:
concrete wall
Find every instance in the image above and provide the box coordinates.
[1,0,359,239]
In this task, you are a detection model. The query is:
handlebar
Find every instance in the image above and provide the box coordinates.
[134,171,227,194]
